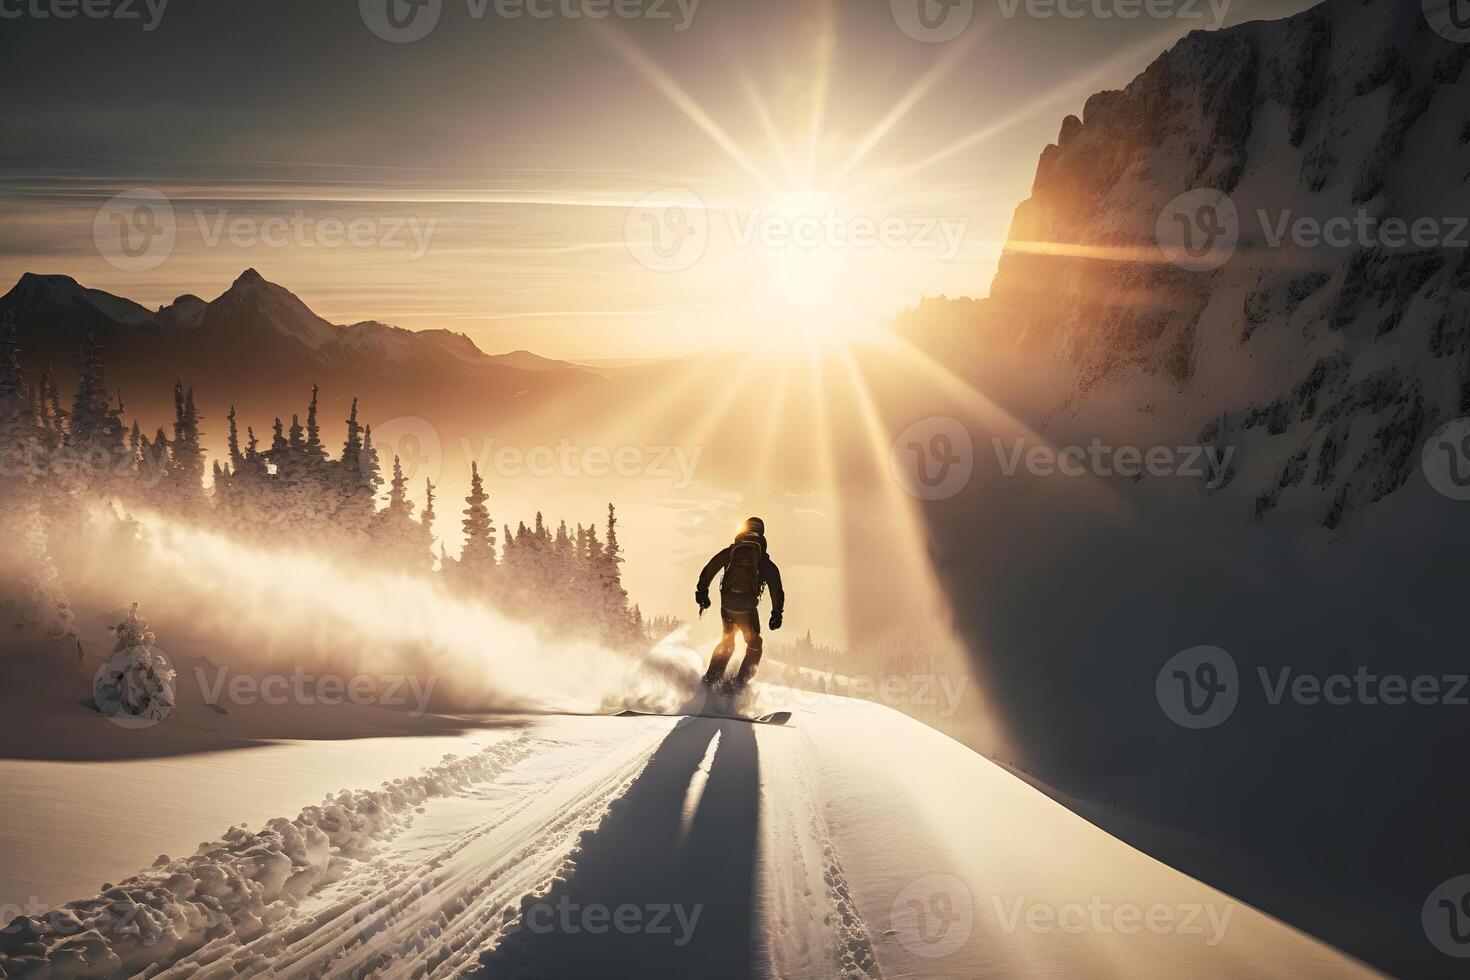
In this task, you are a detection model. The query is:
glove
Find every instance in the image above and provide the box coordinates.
[695,589,711,611]
[769,610,783,631]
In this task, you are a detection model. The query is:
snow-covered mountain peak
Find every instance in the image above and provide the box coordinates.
[5,272,156,329]
[207,268,339,350]
[917,0,1470,527]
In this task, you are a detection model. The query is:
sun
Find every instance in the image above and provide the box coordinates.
[736,187,889,347]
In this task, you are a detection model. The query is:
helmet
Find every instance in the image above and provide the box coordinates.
[742,516,765,536]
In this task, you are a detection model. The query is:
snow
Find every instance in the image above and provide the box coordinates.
[0,699,1374,979]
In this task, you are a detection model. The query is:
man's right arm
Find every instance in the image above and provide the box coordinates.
[696,547,731,605]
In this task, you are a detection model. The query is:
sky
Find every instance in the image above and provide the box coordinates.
[0,0,1316,359]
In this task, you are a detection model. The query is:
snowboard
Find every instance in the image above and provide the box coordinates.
[615,708,792,726]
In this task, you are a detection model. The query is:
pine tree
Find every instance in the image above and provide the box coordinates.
[143,426,171,504]
[374,454,428,571]
[458,461,497,586]
[165,382,206,512]
[334,399,378,546]
[304,384,328,465]
[0,325,74,640]
[67,334,126,489]
[416,477,438,570]
[40,370,66,451]
[422,478,436,536]
[0,324,45,486]
[600,503,632,642]
[226,406,244,472]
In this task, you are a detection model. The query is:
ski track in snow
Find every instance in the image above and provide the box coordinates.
[758,728,882,980]
[164,727,666,980]
[1,702,1379,980]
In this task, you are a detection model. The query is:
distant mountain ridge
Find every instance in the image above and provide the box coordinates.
[0,269,594,429]
[0,269,581,376]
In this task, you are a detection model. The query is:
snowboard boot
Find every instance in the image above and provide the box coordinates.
[726,664,759,694]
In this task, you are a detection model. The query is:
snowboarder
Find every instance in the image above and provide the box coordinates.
[695,516,784,690]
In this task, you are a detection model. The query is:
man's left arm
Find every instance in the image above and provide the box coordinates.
[763,555,784,629]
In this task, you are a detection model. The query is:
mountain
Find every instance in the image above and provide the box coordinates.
[906,0,1470,528]
[0,269,597,433]
[899,2,1470,976]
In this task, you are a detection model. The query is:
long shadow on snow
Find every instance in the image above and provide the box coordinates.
[472,716,764,979]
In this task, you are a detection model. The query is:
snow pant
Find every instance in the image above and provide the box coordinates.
[704,607,762,683]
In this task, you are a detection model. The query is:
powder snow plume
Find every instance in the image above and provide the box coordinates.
[77,506,702,716]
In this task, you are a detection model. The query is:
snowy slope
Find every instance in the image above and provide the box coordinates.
[0,700,1375,979]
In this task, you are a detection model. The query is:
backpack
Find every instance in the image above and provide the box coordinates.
[720,533,766,612]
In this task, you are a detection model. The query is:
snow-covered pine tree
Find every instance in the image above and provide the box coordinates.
[66,334,126,492]
[417,478,437,570]
[333,399,378,548]
[0,323,46,487]
[374,454,430,572]
[551,519,575,608]
[304,384,328,467]
[457,462,497,589]
[40,370,66,451]
[165,382,206,514]
[600,502,633,642]
[93,602,175,724]
[0,325,74,640]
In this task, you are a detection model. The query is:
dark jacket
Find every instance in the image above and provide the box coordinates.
[698,539,784,614]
